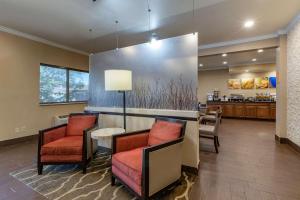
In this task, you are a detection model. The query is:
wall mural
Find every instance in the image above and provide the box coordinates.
[89,34,198,110]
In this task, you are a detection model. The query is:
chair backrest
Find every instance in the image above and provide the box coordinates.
[66,113,98,136]
[147,117,187,146]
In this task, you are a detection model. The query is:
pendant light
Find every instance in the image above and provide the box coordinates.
[192,0,197,35]
[115,20,119,50]
[147,0,157,43]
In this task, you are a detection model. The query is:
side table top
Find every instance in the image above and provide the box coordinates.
[91,128,125,139]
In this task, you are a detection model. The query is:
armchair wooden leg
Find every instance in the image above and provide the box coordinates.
[217,136,220,146]
[111,175,116,186]
[38,163,43,175]
[214,136,219,154]
[82,162,87,174]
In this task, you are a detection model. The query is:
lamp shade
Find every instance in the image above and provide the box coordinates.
[105,70,132,91]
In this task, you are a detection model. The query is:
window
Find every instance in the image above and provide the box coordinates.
[69,70,89,102]
[39,64,89,104]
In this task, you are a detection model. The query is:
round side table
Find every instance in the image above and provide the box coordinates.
[91,128,125,158]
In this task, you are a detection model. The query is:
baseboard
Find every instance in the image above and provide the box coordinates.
[275,135,300,153]
[182,165,199,175]
[275,135,288,143]
[0,134,38,147]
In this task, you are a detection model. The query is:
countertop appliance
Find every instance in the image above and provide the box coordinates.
[229,94,244,102]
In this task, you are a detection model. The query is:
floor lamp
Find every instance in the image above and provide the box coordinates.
[105,70,132,130]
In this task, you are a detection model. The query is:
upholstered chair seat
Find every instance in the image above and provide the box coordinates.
[41,136,83,159]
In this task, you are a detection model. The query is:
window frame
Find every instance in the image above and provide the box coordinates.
[39,63,89,105]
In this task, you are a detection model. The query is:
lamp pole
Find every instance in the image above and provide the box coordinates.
[122,91,126,130]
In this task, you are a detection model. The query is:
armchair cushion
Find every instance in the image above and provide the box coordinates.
[66,115,97,136]
[148,120,182,146]
[112,147,144,195]
[41,136,83,156]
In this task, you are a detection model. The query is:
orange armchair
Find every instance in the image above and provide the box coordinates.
[37,113,98,174]
[111,117,187,200]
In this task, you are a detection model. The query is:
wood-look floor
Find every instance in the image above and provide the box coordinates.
[0,119,299,200]
[190,119,300,200]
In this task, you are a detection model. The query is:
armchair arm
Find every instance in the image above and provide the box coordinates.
[37,124,67,166]
[39,124,67,145]
[112,129,150,154]
[83,125,99,160]
[142,137,184,197]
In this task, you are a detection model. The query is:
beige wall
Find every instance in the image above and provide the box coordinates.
[287,20,300,146]
[198,65,276,102]
[0,31,89,141]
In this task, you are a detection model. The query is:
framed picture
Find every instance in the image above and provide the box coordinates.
[255,77,269,89]
[228,79,241,89]
[241,78,254,89]
[269,77,276,88]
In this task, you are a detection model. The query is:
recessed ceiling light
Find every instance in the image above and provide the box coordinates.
[199,63,204,67]
[244,20,255,28]
[252,58,257,62]
[222,53,227,57]
[223,61,228,65]
[257,49,264,53]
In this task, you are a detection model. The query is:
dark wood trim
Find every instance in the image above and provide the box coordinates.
[85,110,198,121]
[275,135,288,144]
[39,101,87,106]
[275,135,300,153]
[40,63,89,73]
[287,139,300,153]
[0,134,38,147]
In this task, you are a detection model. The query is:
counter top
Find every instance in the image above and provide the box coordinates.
[207,101,276,104]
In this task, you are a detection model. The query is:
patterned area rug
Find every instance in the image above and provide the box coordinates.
[10,151,196,200]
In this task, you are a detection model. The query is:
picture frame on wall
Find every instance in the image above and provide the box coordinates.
[228,79,241,89]
[269,76,276,88]
[241,78,254,89]
[255,77,269,89]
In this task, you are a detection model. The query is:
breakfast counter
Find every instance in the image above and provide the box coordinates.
[207,101,276,120]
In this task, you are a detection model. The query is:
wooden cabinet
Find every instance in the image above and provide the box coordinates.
[256,106,271,119]
[222,104,234,117]
[208,102,276,120]
[235,105,245,117]
[270,105,276,120]
[245,105,257,118]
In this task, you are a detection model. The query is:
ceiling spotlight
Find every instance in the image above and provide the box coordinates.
[223,61,228,65]
[244,20,255,28]
[252,58,257,62]
[257,49,264,53]
[199,63,203,67]
[222,53,227,57]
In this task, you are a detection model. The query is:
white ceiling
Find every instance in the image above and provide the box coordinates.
[0,0,299,53]
[198,48,276,71]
